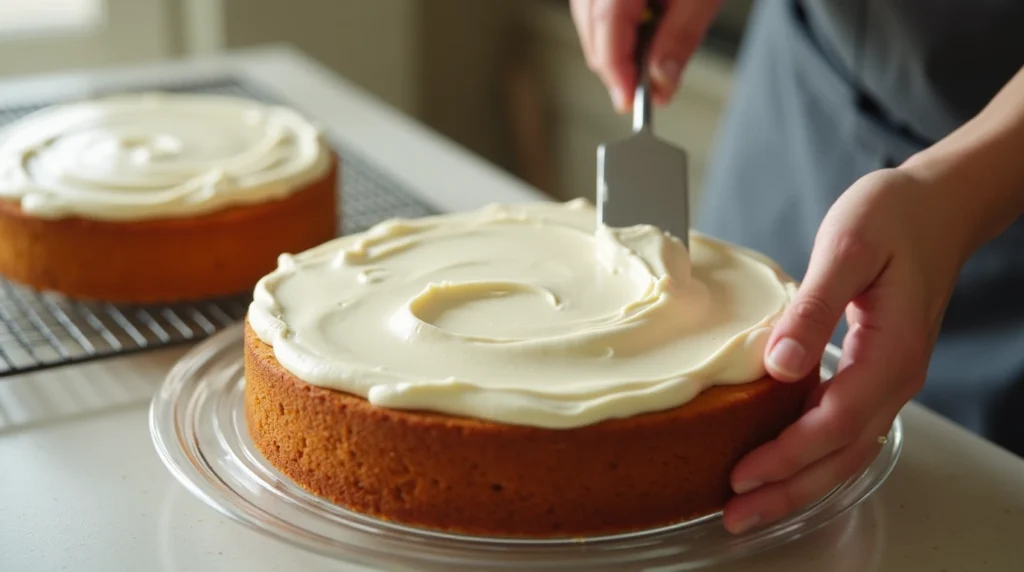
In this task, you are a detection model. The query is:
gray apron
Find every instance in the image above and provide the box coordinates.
[698,0,1024,455]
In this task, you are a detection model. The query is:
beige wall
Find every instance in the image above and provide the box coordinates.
[219,0,534,176]
[222,0,421,116]
[418,0,530,176]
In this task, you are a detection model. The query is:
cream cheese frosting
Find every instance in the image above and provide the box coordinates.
[0,92,331,221]
[249,199,797,429]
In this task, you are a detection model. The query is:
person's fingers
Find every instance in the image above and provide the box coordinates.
[732,322,901,494]
[765,225,889,382]
[570,0,595,68]
[723,427,881,534]
[590,0,647,112]
[647,0,723,104]
[801,320,863,412]
[723,394,904,534]
[729,365,886,495]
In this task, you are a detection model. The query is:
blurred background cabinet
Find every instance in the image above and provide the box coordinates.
[0,0,752,215]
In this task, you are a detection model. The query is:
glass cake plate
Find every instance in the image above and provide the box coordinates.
[150,323,903,570]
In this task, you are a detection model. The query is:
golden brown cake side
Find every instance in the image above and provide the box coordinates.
[243,321,818,538]
[0,158,339,303]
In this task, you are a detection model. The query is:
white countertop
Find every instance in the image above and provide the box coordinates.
[1,47,1022,572]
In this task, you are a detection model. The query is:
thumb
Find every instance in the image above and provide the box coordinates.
[766,232,885,381]
[647,0,723,103]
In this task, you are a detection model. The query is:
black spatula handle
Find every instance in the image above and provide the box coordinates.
[633,0,663,131]
[635,0,663,78]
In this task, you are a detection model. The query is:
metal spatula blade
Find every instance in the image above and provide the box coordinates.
[596,1,690,247]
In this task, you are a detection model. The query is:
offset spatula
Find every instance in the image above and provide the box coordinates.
[596,0,690,247]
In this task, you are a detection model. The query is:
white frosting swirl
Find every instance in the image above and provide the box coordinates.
[249,200,797,429]
[0,92,331,221]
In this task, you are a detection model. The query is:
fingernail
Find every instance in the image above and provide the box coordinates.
[732,515,761,535]
[768,337,807,379]
[652,59,682,89]
[733,479,762,495]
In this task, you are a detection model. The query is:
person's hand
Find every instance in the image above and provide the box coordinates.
[721,167,975,534]
[570,0,723,113]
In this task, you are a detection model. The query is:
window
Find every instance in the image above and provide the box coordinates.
[0,0,103,38]
[0,0,173,78]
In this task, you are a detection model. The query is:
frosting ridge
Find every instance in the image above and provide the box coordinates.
[0,92,331,221]
[248,199,797,429]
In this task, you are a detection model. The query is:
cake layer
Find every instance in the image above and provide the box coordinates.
[249,199,798,428]
[244,322,818,538]
[0,159,338,303]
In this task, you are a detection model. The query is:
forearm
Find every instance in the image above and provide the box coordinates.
[902,65,1024,252]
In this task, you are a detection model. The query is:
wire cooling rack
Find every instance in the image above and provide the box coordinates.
[0,79,437,377]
